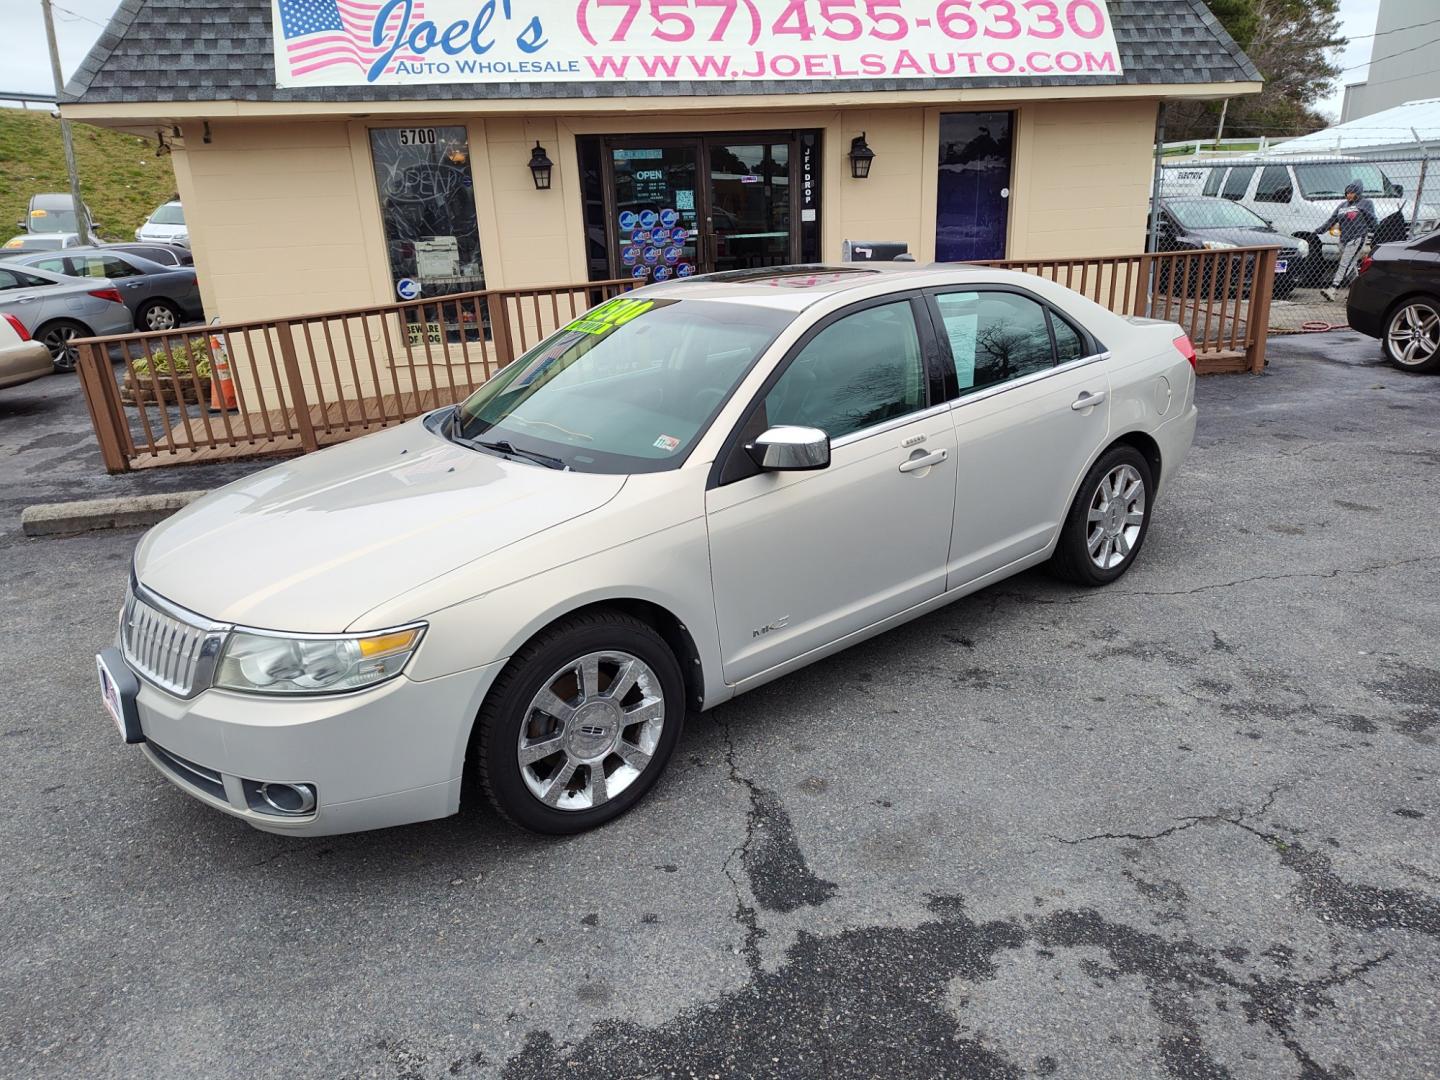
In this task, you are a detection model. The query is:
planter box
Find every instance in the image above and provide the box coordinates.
[122,375,212,407]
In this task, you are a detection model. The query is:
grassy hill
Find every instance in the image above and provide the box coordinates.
[0,108,178,241]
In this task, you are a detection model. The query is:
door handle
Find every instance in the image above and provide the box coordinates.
[1071,390,1106,411]
[15,295,36,303]
[898,448,948,473]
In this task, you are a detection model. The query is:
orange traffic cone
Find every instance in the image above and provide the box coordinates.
[208,332,237,412]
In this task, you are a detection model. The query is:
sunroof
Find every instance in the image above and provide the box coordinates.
[704,265,879,286]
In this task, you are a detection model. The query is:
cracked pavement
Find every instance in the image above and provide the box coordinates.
[1,331,1438,1078]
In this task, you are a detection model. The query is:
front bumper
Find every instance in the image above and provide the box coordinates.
[127,658,506,835]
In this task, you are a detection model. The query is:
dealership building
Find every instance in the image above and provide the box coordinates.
[63,0,1259,323]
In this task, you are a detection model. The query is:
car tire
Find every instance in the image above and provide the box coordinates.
[1049,445,1155,587]
[137,299,182,332]
[34,319,88,372]
[473,609,686,834]
[1382,296,1440,374]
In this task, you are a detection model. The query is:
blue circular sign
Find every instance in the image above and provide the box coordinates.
[621,246,640,266]
[618,210,638,231]
[676,263,695,278]
[643,247,661,266]
[639,209,659,229]
[652,265,671,282]
[396,277,421,301]
[659,208,679,228]
[663,246,681,265]
[632,229,652,246]
[631,264,650,279]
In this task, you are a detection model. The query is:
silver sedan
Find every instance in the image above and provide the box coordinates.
[0,262,133,370]
[4,247,201,333]
[102,265,1197,836]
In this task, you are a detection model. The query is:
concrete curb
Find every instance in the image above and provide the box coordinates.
[21,491,209,538]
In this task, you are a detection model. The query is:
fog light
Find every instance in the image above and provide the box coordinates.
[244,779,317,816]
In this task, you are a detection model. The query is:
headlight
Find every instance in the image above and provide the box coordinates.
[1293,239,1310,260]
[214,624,424,695]
[1201,240,1237,250]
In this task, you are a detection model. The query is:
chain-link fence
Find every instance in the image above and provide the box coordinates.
[1157,153,1437,334]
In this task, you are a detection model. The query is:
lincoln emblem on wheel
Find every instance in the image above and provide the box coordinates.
[99,264,1197,835]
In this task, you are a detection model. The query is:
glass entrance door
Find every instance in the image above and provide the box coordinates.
[935,112,1014,262]
[605,134,803,281]
[610,144,702,284]
[707,141,792,274]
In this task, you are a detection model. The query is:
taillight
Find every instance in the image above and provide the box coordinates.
[2,313,29,341]
[1357,255,1373,275]
[1173,333,1197,371]
[88,287,124,304]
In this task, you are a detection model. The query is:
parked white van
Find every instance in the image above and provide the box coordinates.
[1167,158,1438,269]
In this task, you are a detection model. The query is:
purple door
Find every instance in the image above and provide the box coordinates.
[935,112,1014,263]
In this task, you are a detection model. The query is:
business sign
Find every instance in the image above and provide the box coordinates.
[272,0,1122,88]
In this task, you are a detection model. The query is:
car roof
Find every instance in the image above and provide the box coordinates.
[639,263,1011,310]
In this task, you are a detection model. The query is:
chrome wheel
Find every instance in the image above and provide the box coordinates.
[517,650,665,812]
[41,324,80,370]
[1387,302,1440,368]
[1086,464,1146,570]
[143,303,179,331]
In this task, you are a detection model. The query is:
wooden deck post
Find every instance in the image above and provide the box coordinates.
[76,340,131,473]
[489,293,515,367]
[1245,247,1278,374]
[275,320,319,452]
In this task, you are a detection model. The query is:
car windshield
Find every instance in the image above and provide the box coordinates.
[150,204,185,225]
[451,296,790,474]
[1167,199,1269,230]
[29,207,78,234]
[1294,163,1396,199]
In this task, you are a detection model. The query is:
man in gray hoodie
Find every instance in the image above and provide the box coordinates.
[1320,180,1378,301]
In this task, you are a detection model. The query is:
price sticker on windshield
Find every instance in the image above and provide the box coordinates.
[565,296,656,336]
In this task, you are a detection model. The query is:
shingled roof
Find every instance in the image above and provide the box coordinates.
[64,0,1260,106]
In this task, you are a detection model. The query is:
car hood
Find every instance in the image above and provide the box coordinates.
[1184,225,1298,251]
[133,418,627,632]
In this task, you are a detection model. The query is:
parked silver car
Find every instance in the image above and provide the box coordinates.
[5,247,201,332]
[0,262,133,370]
[135,200,188,247]
[100,265,1197,836]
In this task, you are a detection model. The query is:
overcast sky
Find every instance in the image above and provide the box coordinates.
[2,0,1388,123]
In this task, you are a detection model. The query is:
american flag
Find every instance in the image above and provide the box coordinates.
[277,0,424,78]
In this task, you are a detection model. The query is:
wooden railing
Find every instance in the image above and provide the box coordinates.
[978,245,1279,375]
[76,279,634,474]
[76,249,1277,474]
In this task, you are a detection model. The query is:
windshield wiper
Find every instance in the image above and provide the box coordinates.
[469,437,567,470]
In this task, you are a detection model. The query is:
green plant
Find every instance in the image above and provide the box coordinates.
[132,338,212,380]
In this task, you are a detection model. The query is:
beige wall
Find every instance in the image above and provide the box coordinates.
[171,97,1159,325]
[1008,98,1157,258]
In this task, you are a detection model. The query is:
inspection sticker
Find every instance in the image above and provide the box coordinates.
[653,434,681,452]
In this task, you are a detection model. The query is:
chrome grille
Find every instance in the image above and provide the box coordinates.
[121,583,227,698]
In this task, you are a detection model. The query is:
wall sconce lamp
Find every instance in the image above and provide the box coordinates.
[848,133,874,179]
[528,141,554,190]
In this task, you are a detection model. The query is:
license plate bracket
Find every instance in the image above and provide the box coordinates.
[97,647,145,744]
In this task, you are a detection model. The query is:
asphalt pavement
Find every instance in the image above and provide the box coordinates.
[1,331,1437,1079]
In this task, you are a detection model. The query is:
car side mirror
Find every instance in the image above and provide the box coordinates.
[745,426,830,471]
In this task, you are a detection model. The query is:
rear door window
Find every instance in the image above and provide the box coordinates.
[935,290,1055,394]
[1201,169,1223,197]
[1221,167,1256,201]
[1254,166,1293,204]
